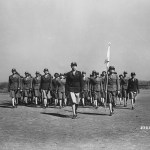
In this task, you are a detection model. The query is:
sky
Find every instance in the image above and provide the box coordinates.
[0,0,150,81]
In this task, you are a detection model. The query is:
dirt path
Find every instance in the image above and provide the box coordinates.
[0,90,150,150]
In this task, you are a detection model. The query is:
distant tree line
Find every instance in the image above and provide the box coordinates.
[0,82,8,93]
[138,81,150,89]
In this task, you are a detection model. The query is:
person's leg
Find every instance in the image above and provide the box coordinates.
[75,93,80,115]
[109,103,113,116]
[72,103,76,118]
[35,97,38,106]
[82,98,85,107]
[108,92,113,116]
[93,92,98,108]
[43,90,47,108]
[130,92,134,109]
[123,94,127,107]
[131,98,134,109]
[62,92,66,107]
[24,97,28,105]
[43,98,47,108]
[70,92,77,118]
[64,97,67,106]
[11,91,15,108]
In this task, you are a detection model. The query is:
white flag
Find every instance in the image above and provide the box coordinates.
[105,42,111,69]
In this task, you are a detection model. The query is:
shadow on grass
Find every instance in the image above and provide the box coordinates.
[41,112,71,118]
[64,110,108,116]
[0,103,13,108]
[115,106,131,110]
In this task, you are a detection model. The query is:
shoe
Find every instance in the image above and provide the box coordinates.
[72,115,76,119]
[109,112,112,116]
[12,106,15,109]
[132,107,134,110]
[43,106,46,109]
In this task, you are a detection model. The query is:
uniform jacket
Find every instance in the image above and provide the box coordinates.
[90,77,103,92]
[127,78,139,92]
[57,78,66,93]
[41,74,52,90]
[82,77,90,91]
[120,77,129,90]
[23,76,33,90]
[52,78,59,92]
[105,73,120,92]
[19,77,24,90]
[66,70,83,93]
[8,74,20,91]
[33,76,41,90]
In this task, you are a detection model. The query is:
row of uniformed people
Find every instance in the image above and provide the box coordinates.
[8,66,139,116]
[8,68,105,108]
[8,68,67,108]
[118,71,139,110]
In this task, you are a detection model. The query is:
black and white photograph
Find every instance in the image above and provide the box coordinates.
[0,0,150,149]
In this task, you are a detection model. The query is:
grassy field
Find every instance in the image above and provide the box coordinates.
[0,90,150,150]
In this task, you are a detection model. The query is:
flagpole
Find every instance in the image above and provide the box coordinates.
[104,42,111,111]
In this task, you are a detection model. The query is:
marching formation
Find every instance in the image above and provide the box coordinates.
[8,62,140,119]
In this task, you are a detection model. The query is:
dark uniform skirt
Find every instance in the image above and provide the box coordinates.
[34,89,41,97]
[51,90,58,99]
[58,92,65,100]
[24,89,32,98]
[107,91,116,103]
[81,91,89,99]
[10,90,16,98]
[92,91,101,101]
[42,90,51,99]
[129,91,137,99]
[15,90,22,98]
[122,89,128,98]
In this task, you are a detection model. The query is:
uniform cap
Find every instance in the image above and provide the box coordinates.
[119,74,123,78]
[82,71,86,74]
[109,66,115,70]
[12,68,16,72]
[71,62,77,67]
[92,70,96,73]
[60,73,64,76]
[102,71,106,74]
[25,71,29,75]
[123,71,128,74]
[54,73,59,77]
[43,68,48,72]
[36,71,40,74]
[131,72,136,76]
[96,72,99,75]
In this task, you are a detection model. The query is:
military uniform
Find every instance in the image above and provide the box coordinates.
[106,72,120,104]
[23,75,33,98]
[66,70,82,104]
[8,73,20,98]
[51,78,59,99]
[127,77,139,99]
[33,76,41,97]
[81,77,90,100]
[90,76,103,101]
[120,76,129,98]
[57,77,66,100]
[41,73,52,99]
